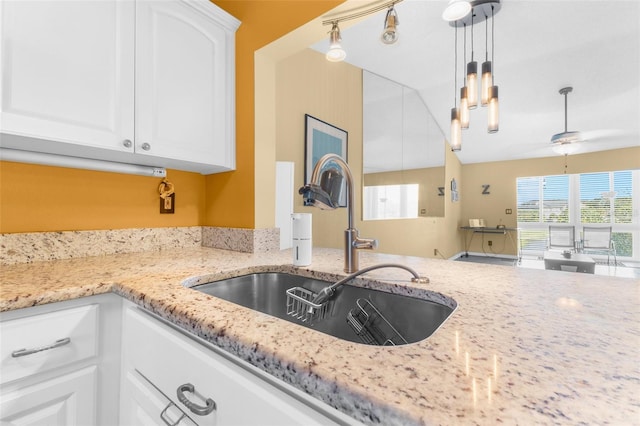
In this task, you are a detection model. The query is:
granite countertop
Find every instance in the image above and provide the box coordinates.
[1,247,638,425]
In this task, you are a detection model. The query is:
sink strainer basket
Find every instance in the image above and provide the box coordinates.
[285,287,330,323]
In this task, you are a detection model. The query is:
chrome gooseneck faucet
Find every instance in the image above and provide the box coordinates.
[299,153,377,273]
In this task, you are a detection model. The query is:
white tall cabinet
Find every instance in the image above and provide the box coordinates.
[0,0,239,174]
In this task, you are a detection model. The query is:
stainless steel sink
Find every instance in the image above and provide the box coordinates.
[191,272,454,346]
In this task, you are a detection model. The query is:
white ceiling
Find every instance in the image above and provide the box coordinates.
[311,0,640,165]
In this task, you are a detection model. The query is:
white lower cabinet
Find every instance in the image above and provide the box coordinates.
[0,294,122,426]
[120,304,353,426]
[0,367,97,426]
[1,296,363,426]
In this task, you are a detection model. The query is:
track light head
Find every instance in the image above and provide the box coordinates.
[381,6,399,44]
[326,22,346,62]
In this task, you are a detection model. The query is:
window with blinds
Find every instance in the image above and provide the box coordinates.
[580,171,632,224]
[517,169,636,258]
[516,175,569,223]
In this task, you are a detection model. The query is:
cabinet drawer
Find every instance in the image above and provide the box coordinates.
[0,304,99,384]
[123,306,341,426]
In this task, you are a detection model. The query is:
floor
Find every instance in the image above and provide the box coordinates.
[455,255,640,279]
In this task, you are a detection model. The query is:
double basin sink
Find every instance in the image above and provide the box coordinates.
[191,272,454,346]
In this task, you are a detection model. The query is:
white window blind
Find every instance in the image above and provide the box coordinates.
[579,171,632,224]
[542,175,569,223]
[517,177,539,222]
[516,175,569,223]
[613,170,632,224]
[580,172,611,223]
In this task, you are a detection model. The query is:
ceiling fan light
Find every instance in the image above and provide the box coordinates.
[551,141,580,155]
[381,7,399,44]
[450,107,462,151]
[442,0,471,22]
[460,87,470,129]
[488,85,499,133]
[466,61,478,109]
[481,61,492,106]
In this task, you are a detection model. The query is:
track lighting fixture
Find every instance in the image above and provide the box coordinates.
[381,6,399,44]
[326,22,346,62]
[322,1,402,61]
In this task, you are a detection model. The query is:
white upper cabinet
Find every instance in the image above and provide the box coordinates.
[0,0,135,153]
[0,0,239,174]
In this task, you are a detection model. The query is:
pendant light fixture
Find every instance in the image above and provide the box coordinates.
[381,5,399,44]
[321,1,403,62]
[326,22,346,62]
[480,8,492,107]
[459,24,470,129]
[487,5,499,133]
[466,12,478,109]
[488,85,499,133]
[450,24,462,151]
[444,0,501,144]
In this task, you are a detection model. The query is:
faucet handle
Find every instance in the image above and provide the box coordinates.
[353,237,378,250]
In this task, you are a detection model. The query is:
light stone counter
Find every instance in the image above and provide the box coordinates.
[1,247,638,425]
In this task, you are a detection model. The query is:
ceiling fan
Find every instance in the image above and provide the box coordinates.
[549,86,624,155]
[550,87,581,149]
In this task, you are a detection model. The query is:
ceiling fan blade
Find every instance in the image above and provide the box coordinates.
[578,129,627,142]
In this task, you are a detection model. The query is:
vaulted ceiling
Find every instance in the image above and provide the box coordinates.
[312,0,640,165]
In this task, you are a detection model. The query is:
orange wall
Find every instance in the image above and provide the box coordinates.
[205,1,344,229]
[0,162,205,233]
[0,1,343,234]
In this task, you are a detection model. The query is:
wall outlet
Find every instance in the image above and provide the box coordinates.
[505,208,513,214]
[488,240,493,246]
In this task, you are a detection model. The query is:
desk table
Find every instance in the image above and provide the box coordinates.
[459,226,519,260]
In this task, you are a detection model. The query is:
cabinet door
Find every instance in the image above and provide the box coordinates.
[121,370,197,426]
[122,306,343,426]
[0,367,97,426]
[135,0,235,170]
[0,0,135,153]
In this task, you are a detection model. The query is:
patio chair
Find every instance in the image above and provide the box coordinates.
[582,226,617,265]
[548,225,576,252]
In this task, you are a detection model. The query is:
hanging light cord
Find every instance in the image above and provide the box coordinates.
[454,23,458,106]
[470,11,474,62]
[491,5,495,82]
[463,24,467,87]
[484,11,489,61]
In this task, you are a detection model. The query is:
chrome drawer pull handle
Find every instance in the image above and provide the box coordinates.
[11,337,71,358]
[177,383,216,416]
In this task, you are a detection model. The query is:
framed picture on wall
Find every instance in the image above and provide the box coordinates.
[304,114,348,207]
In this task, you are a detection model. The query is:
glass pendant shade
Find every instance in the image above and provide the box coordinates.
[481,61,492,106]
[326,24,346,62]
[466,61,478,108]
[450,107,462,151]
[460,87,470,129]
[488,86,499,133]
